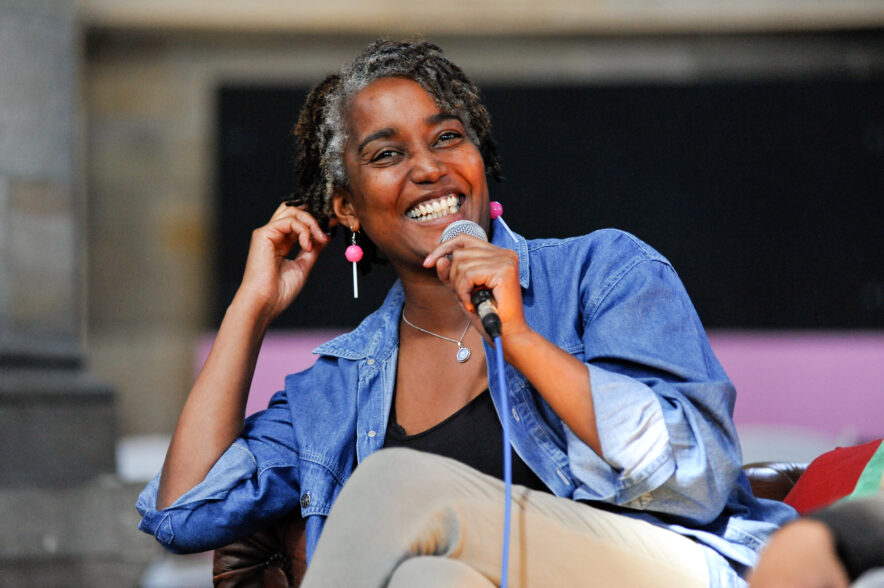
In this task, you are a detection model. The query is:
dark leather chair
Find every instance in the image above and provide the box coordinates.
[212,461,807,587]
[741,462,807,502]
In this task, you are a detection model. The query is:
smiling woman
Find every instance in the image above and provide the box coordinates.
[136,39,796,588]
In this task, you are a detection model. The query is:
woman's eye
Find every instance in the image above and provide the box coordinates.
[436,131,463,144]
[370,149,400,163]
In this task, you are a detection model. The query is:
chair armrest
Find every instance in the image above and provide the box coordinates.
[213,514,307,588]
[743,461,807,502]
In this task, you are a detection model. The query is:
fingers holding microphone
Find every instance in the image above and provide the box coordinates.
[423,221,525,341]
[422,220,495,296]
[449,245,521,339]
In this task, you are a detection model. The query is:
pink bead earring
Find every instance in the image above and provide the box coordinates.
[345,227,364,298]
[490,201,519,243]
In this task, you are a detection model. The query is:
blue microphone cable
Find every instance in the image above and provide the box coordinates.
[493,335,512,588]
[472,289,511,585]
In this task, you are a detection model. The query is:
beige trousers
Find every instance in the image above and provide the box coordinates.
[302,448,711,587]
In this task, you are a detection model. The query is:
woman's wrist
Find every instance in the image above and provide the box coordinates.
[499,325,541,367]
[228,289,277,335]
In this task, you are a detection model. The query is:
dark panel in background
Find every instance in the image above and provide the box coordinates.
[215,85,399,329]
[216,77,884,329]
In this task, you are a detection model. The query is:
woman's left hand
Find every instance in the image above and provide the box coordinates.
[425,232,601,452]
[423,235,529,343]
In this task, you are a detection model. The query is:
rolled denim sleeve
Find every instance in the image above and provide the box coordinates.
[136,390,301,553]
[568,254,742,523]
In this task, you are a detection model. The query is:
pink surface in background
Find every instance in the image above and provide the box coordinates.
[196,330,884,439]
[196,330,346,418]
[711,332,883,440]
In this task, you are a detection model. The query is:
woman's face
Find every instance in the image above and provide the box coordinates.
[334,77,490,272]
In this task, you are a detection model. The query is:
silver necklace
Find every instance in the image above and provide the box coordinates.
[401,311,472,363]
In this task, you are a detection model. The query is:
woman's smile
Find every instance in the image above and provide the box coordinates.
[405,194,463,221]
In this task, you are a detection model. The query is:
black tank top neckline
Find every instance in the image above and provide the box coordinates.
[384,388,550,493]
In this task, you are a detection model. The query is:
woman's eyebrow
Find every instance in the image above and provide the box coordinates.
[427,113,460,126]
[357,128,394,154]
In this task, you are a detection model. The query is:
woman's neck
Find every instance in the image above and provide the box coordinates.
[399,271,468,334]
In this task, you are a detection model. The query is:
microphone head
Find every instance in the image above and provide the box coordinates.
[440,220,488,243]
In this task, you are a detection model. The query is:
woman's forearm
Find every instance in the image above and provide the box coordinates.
[501,328,601,455]
[155,204,328,509]
[156,293,272,510]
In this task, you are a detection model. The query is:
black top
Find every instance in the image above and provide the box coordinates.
[384,389,550,493]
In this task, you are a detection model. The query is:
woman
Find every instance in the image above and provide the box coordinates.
[137,40,794,587]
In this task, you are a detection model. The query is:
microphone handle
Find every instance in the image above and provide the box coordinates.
[471,289,502,338]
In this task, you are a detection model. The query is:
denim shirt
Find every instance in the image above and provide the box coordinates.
[137,219,796,587]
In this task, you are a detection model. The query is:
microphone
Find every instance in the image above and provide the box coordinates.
[440,220,503,338]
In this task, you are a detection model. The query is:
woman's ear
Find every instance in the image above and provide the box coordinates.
[332,189,359,231]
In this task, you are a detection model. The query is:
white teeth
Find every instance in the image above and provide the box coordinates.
[407,194,461,221]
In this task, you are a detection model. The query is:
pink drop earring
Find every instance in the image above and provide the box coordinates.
[490,200,518,243]
[345,227,364,298]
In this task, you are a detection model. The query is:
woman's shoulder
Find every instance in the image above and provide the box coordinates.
[525,228,670,271]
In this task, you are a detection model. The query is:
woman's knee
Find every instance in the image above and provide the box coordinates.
[332,448,505,536]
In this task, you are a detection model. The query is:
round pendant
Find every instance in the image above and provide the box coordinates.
[456,346,472,363]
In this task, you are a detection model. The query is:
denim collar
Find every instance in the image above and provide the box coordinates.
[314,217,528,361]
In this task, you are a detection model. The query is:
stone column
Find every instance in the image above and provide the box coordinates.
[0,0,115,488]
[0,3,159,586]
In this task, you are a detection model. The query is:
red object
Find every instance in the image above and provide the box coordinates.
[490,201,503,219]
[783,438,883,514]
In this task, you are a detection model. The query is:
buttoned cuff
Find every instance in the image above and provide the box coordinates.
[135,439,258,551]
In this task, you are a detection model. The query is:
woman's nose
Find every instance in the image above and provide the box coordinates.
[409,147,446,183]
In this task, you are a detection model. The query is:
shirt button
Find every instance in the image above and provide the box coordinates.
[367,430,377,438]
[300,492,311,508]
[511,407,520,422]
[366,358,375,365]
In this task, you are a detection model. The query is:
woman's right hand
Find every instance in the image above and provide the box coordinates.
[158,202,328,510]
[235,202,330,322]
